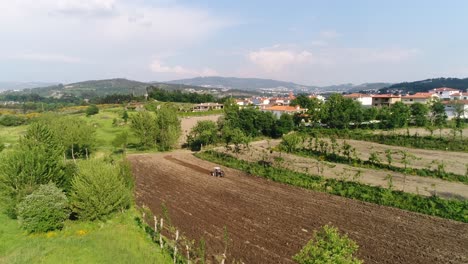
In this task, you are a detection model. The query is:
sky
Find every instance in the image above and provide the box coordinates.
[0,0,467,86]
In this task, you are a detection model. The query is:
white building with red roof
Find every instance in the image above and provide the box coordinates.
[401,93,439,105]
[344,93,373,106]
[262,105,306,118]
[442,100,468,120]
[429,87,460,99]
[450,92,468,101]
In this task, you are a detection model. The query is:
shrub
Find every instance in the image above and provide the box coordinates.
[71,160,131,220]
[293,225,362,264]
[17,183,70,233]
[85,104,99,116]
[0,115,27,126]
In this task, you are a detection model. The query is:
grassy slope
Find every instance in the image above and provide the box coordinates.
[0,208,171,264]
[0,107,170,263]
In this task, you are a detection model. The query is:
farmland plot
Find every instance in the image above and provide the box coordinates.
[129,151,468,264]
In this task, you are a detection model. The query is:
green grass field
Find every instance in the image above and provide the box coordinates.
[0,208,171,264]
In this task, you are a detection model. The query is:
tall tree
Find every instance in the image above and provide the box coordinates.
[431,100,447,136]
[410,103,429,127]
[155,106,181,151]
[130,111,157,148]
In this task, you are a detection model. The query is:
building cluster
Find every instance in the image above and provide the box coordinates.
[343,87,467,119]
[235,92,315,118]
[189,87,467,120]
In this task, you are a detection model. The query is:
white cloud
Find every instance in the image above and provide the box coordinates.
[0,0,231,74]
[150,60,217,77]
[248,47,313,72]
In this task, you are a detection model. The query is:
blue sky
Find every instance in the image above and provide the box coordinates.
[0,0,467,85]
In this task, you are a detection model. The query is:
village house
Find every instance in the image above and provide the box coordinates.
[262,105,306,118]
[343,93,373,106]
[401,93,439,105]
[308,94,326,102]
[371,94,401,107]
[450,92,468,101]
[442,100,468,120]
[429,87,460,100]
[192,103,224,112]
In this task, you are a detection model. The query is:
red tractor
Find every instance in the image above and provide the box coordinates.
[211,167,225,177]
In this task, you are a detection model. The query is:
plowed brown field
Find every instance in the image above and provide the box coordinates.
[128,151,468,264]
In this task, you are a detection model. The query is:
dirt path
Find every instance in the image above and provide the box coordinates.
[128,152,468,264]
[227,140,468,200]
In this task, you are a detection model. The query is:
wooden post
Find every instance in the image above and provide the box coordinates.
[173,230,179,264]
[160,218,164,248]
[154,216,158,241]
[186,245,190,264]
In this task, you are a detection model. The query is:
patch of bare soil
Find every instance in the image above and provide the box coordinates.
[129,152,468,264]
[232,140,468,200]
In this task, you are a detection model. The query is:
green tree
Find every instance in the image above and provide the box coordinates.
[387,102,410,129]
[431,100,447,137]
[0,122,72,217]
[85,104,99,116]
[280,133,303,153]
[112,131,129,153]
[130,111,157,148]
[122,110,129,123]
[187,120,219,151]
[273,114,295,138]
[17,183,70,233]
[155,106,181,151]
[410,103,429,127]
[293,225,362,264]
[71,160,131,220]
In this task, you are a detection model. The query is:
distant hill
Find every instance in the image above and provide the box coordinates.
[166,76,314,91]
[167,76,391,93]
[0,82,58,91]
[9,78,150,98]
[379,77,468,94]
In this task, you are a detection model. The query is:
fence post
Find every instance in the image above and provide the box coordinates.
[154,216,158,241]
[173,230,179,264]
[160,218,164,249]
[186,245,190,264]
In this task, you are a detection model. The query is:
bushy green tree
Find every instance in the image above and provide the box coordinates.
[387,102,410,129]
[280,133,303,153]
[0,123,72,217]
[273,114,295,137]
[155,106,181,151]
[38,115,96,159]
[293,225,362,264]
[187,120,219,150]
[17,183,70,233]
[431,101,447,136]
[122,110,129,123]
[112,131,129,152]
[130,111,157,148]
[410,103,429,127]
[85,104,99,116]
[71,160,131,220]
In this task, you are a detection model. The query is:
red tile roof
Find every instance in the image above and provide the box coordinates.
[372,94,401,98]
[263,105,304,112]
[431,87,459,92]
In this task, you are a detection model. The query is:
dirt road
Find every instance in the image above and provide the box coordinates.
[129,151,468,264]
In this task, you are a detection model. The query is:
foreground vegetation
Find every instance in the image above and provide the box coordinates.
[196,151,468,223]
[0,208,170,264]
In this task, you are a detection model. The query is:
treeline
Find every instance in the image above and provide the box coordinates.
[148,87,216,103]
[186,100,295,150]
[380,77,468,94]
[291,94,464,131]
